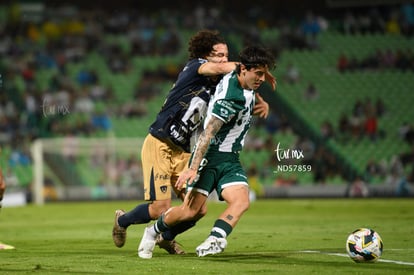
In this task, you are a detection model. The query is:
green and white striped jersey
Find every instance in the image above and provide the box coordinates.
[204,71,255,153]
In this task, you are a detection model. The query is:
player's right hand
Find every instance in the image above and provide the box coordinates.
[175,168,198,190]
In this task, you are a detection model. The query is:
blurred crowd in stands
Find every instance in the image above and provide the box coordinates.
[337,48,414,73]
[0,2,413,196]
[340,3,414,36]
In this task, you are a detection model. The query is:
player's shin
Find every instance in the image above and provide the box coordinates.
[161,220,197,241]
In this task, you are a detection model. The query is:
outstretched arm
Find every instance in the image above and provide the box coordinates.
[198,62,238,76]
[175,116,224,189]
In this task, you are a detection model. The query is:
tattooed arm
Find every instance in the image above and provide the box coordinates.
[175,116,224,189]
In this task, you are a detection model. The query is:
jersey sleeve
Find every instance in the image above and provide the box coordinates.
[211,99,243,123]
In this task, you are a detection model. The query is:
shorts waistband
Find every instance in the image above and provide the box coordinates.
[150,134,187,153]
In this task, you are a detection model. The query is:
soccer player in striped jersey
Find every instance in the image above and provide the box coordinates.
[138,45,276,258]
[113,30,274,255]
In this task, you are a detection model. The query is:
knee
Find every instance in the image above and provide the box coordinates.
[232,199,250,214]
[175,204,203,221]
[194,204,207,220]
[239,200,250,213]
[182,207,200,220]
[149,201,171,219]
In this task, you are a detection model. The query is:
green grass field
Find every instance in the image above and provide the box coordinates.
[0,199,413,274]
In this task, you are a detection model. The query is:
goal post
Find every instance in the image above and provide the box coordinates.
[30,136,145,205]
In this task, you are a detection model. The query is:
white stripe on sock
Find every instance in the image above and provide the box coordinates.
[211,227,227,238]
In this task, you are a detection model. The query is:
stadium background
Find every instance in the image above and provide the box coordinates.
[0,0,413,204]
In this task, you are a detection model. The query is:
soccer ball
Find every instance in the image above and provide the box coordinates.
[346,228,383,263]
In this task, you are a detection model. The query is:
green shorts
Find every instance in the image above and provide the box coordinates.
[187,152,248,201]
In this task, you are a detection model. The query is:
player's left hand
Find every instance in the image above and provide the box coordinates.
[175,168,198,190]
[253,92,269,119]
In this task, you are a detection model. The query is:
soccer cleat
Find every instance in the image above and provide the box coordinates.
[138,226,157,259]
[196,236,227,257]
[156,234,185,255]
[112,209,127,248]
[0,242,15,250]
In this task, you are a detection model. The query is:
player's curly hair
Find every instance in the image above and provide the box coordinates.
[238,45,276,72]
[188,30,226,60]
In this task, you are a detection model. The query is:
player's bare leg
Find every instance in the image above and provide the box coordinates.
[196,185,249,257]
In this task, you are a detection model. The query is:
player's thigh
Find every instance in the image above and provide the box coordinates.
[170,150,191,196]
[188,168,216,196]
[141,134,174,201]
[216,160,249,203]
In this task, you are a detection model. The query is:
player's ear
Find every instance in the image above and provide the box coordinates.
[238,64,246,75]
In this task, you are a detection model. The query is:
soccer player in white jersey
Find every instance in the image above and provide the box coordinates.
[138,45,276,258]
[112,30,274,255]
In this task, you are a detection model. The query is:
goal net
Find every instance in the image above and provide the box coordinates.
[31,136,145,205]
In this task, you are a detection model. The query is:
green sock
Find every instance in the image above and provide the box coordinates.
[154,214,170,234]
[210,219,233,239]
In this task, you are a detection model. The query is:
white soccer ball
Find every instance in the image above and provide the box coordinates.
[346,228,383,263]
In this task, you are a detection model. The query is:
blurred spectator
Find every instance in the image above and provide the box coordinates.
[62,131,79,162]
[311,147,329,183]
[400,123,414,145]
[74,88,94,114]
[337,48,414,73]
[400,144,414,167]
[76,68,97,86]
[320,120,334,140]
[375,97,386,117]
[247,165,264,199]
[401,2,414,36]
[8,146,31,167]
[368,8,385,34]
[343,11,358,34]
[304,82,319,101]
[337,53,349,73]
[385,10,401,35]
[91,103,112,132]
[283,62,300,84]
[364,114,379,141]
[386,155,409,197]
[300,11,321,49]
[365,159,386,180]
[43,178,58,201]
[337,112,351,142]
[347,177,369,197]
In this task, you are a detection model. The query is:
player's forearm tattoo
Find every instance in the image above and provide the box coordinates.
[226,214,234,221]
[190,117,224,171]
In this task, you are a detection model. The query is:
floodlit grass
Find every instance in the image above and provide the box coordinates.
[0,199,413,274]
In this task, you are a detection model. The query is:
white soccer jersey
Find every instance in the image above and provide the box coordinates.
[204,71,255,153]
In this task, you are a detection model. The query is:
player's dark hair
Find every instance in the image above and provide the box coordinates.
[237,46,276,72]
[188,30,226,60]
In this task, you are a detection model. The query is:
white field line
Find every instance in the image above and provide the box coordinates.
[299,250,414,266]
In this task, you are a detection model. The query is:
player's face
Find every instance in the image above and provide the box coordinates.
[207,43,229,63]
[240,65,268,91]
